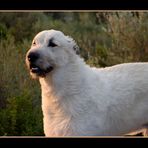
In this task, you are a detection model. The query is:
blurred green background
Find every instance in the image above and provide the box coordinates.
[0,12,148,136]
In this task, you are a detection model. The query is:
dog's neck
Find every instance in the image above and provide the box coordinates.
[41,56,86,90]
[39,56,88,116]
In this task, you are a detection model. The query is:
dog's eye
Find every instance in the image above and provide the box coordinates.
[32,41,36,46]
[48,40,57,47]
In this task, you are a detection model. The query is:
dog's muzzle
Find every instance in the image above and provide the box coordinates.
[27,52,54,77]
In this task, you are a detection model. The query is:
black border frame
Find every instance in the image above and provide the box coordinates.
[0,137,148,146]
[0,0,148,10]
[1,0,148,146]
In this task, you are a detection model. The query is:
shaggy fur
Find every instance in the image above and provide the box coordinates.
[26,29,148,136]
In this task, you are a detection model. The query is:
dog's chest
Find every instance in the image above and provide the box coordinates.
[42,102,74,136]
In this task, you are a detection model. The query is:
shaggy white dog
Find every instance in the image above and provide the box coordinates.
[26,29,148,136]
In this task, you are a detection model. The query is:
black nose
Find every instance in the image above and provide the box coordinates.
[28,52,39,62]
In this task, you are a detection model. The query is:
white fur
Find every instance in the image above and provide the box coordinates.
[26,29,148,136]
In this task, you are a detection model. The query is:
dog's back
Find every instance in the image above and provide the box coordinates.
[90,62,148,135]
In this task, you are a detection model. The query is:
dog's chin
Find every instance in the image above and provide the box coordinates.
[29,65,54,78]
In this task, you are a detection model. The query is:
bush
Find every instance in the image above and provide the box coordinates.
[0,91,43,136]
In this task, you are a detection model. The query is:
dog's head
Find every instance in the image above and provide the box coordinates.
[26,29,80,79]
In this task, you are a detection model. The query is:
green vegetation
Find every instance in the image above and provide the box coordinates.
[0,12,148,136]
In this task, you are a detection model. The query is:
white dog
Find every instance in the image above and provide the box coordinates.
[26,29,148,136]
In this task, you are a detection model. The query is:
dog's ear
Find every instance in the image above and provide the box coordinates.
[66,35,80,55]
[73,44,80,55]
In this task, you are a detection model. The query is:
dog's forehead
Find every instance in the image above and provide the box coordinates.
[33,30,65,43]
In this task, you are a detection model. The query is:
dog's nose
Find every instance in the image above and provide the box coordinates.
[28,52,39,62]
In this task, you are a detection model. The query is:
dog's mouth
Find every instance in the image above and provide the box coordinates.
[30,64,53,77]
